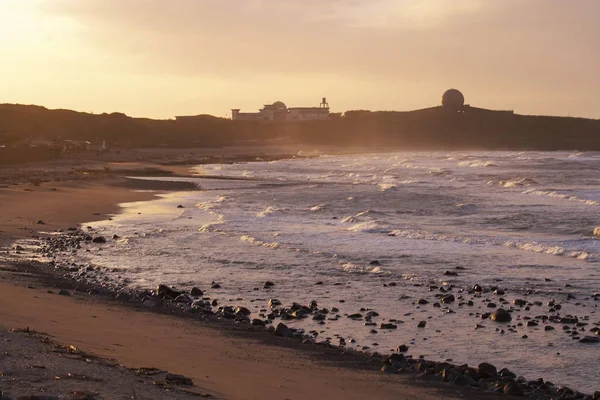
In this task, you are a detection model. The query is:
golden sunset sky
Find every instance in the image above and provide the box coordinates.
[1,0,599,119]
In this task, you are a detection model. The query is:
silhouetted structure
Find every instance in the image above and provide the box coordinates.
[232,98,330,121]
[1,90,600,164]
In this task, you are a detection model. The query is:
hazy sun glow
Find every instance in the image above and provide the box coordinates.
[0,0,598,118]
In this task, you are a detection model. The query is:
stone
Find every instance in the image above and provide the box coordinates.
[416,298,429,305]
[514,299,527,307]
[444,270,458,276]
[472,284,483,292]
[312,313,326,321]
[263,281,275,288]
[477,362,498,379]
[268,298,282,308]
[381,364,397,374]
[274,323,293,337]
[156,284,182,299]
[92,236,106,244]
[190,287,204,297]
[166,373,193,386]
[379,323,397,329]
[441,294,455,303]
[417,321,427,328]
[177,204,185,208]
[211,283,221,289]
[235,306,251,316]
[579,336,600,344]
[503,382,524,396]
[347,313,363,319]
[57,289,71,296]
[490,308,512,322]
[251,318,266,327]
[36,220,46,225]
[397,344,409,353]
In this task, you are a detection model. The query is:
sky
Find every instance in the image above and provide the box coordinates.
[1,0,599,119]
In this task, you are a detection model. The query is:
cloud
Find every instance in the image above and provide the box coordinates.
[17,0,600,117]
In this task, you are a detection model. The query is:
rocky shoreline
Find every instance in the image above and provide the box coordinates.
[6,227,599,400]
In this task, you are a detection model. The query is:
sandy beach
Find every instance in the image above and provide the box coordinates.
[0,152,523,400]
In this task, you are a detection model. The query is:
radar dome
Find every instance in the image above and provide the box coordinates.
[441,89,465,109]
[272,101,287,110]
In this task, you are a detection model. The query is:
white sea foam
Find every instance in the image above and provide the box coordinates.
[341,216,357,224]
[457,160,498,168]
[257,206,279,217]
[240,235,280,249]
[522,189,600,206]
[310,204,326,211]
[347,221,391,234]
[341,262,387,274]
[496,177,537,188]
[378,183,397,191]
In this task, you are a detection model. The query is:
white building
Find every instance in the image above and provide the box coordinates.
[232,98,330,121]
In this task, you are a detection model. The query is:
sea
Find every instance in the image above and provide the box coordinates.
[27,151,600,393]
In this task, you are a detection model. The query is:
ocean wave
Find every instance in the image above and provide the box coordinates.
[347,221,391,234]
[341,262,388,274]
[199,215,225,232]
[341,216,357,224]
[504,240,600,261]
[378,183,397,191]
[495,177,538,188]
[522,189,600,206]
[240,235,280,249]
[457,160,498,168]
[256,206,281,217]
[310,204,326,211]
[390,229,488,245]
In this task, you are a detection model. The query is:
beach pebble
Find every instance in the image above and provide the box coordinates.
[274,323,293,337]
[417,321,426,328]
[156,284,182,299]
[92,236,106,244]
[441,294,455,303]
[397,344,409,353]
[490,308,512,322]
[378,323,397,329]
[190,287,204,297]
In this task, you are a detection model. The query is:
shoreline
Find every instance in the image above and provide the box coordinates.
[0,153,597,399]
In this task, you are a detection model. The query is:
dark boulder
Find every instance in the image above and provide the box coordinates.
[268,298,282,308]
[490,308,512,322]
[92,236,106,244]
[477,362,498,379]
[579,336,600,344]
[190,287,204,297]
[274,323,293,337]
[156,284,182,299]
[235,306,251,316]
[397,344,409,353]
[503,382,524,396]
[442,294,455,303]
[379,323,397,329]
